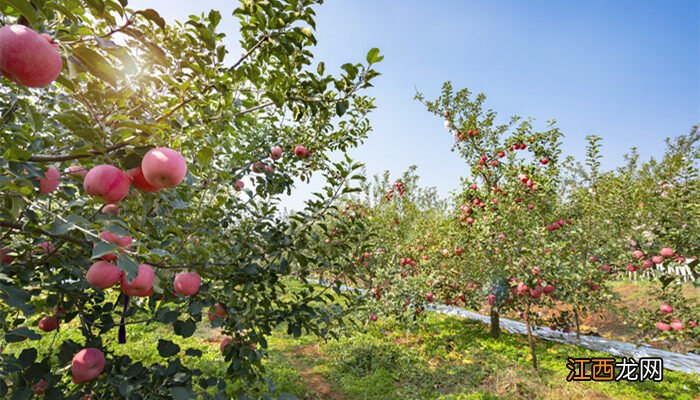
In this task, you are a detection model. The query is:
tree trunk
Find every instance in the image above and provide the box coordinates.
[490,306,501,338]
[574,308,581,339]
[524,304,538,370]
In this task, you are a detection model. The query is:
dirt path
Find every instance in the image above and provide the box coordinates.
[286,344,345,400]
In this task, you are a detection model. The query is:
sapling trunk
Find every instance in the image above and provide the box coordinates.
[524,303,538,370]
[490,305,501,338]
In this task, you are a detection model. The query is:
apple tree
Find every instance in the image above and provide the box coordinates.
[0,0,382,398]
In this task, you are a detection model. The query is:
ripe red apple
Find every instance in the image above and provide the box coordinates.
[659,247,674,258]
[71,348,105,384]
[631,250,644,259]
[126,167,160,192]
[38,167,60,194]
[141,147,187,189]
[38,316,59,332]
[659,303,673,314]
[31,379,48,395]
[97,231,132,261]
[531,266,540,275]
[65,165,88,178]
[529,286,543,299]
[497,151,505,158]
[234,179,245,191]
[0,247,14,264]
[651,255,663,264]
[527,204,534,210]
[562,327,571,333]
[220,337,232,353]
[0,25,62,87]
[208,304,227,321]
[688,320,698,328]
[83,165,131,203]
[86,261,122,289]
[600,265,611,273]
[670,320,683,331]
[426,292,434,302]
[370,314,378,322]
[656,321,671,331]
[540,158,549,165]
[487,293,495,305]
[37,241,56,254]
[642,259,654,269]
[294,145,308,158]
[543,284,554,294]
[174,271,201,296]
[120,264,155,297]
[101,204,120,216]
[270,146,283,160]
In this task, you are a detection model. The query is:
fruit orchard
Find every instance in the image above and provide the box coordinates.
[0,1,698,399]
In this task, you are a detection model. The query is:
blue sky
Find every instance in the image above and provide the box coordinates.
[130,0,699,210]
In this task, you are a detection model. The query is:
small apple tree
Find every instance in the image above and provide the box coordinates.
[0,0,382,397]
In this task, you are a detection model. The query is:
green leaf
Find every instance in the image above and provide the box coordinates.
[92,242,119,259]
[72,46,119,86]
[117,253,140,281]
[196,147,214,166]
[365,47,383,64]
[157,339,181,357]
[173,319,196,338]
[6,0,37,24]
[171,387,195,400]
[136,9,166,30]
[335,100,348,117]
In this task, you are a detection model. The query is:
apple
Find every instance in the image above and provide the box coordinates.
[470,183,477,190]
[497,151,505,158]
[487,293,495,305]
[65,165,88,178]
[97,231,132,261]
[527,204,534,210]
[656,321,671,331]
[234,179,245,191]
[86,261,122,289]
[83,165,131,203]
[517,282,528,294]
[101,204,120,216]
[174,271,201,296]
[220,337,232,353]
[659,247,674,258]
[651,255,663,264]
[31,379,48,395]
[688,320,698,328]
[631,250,644,259]
[294,145,308,158]
[71,348,105,384]
[529,286,543,299]
[126,167,160,192]
[531,266,540,275]
[659,303,673,314]
[426,292,434,302]
[370,314,378,322]
[543,284,554,294]
[670,320,683,331]
[0,25,62,87]
[38,167,60,194]
[600,265,611,273]
[540,158,549,165]
[0,247,14,264]
[270,146,283,160]
[562,327,571,333]
[208,304,227,321]
[120,264,155,297]
[466,217,474,225]
[38,316,59,332]
[141,147,187,189]
[37,241,56,254]
[642,259,654,269]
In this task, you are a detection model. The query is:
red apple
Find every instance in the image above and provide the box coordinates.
[294,145,308,158]
[38,316,59,332]
[651,255,663,264]
[659,303,673,314]
[220,337,232,353]
[37,241,56,254]
[141,147,187,189]
[631,250,644,259]
[120,264,155,297]
[659,247,674,258]
[71,348,105,384]
[65,165,88,178]
[83,165,131,203]
[234,179,245,191]
[31,379,48,395]
[174,271,201,296]
[370,314,378,322]
[0,248,14,264]
[208,304,227,321]
[270,146,283,160]
[656,321,671,331]
[97,231,132,261]
[487,293,495,305]
[540,158,549,165]
[38,167,60,194]
[670,320,683,331]
[543,284,554,294]
[0,25,62,87]
[126,167,160,192]
[86,261,122,289]
[101,204,120,216]
[426,292,434,302]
